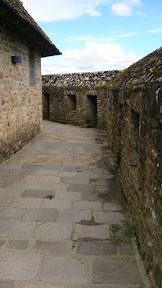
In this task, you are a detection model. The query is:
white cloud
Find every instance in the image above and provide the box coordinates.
[112,0,142,17]
[66,32,135,43]
[41,42,139,74]
[112,2,132,16]
[23,0,110,21]
[148,27,162,34]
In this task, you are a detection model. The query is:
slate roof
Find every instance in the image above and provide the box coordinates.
[0,0,61,57]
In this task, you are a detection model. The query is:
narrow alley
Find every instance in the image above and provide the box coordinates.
[0,121,150,288]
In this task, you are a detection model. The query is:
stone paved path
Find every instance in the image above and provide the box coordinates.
[0,121,151,288]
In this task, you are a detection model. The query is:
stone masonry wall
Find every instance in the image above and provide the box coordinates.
[42,71,118,129]
[0,24,42,163]
[42,47,161,287]
[105,47,162,288]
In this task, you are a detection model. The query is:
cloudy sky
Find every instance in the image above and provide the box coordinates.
[23,0,162,74]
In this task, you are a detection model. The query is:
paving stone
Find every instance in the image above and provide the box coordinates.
[59,209,92,223]
[82,193,100,201]
[73,200,102,211]
[0,221,36,238]
[0,175,23,181]
[61,176,89,185]
[93,211,125,224]
[42,199,72,209]
[55,191,81,200]
[68,184,95,193]
[7,240,28,250]
[39,257,88,284]
[119,243,135,255]
[0,198,14,207]
[0,208,26,220]
[0,282,14,288]
[77,241,117,255]
[35,170,59,176]
[21,164,42,170]
[103,202,121,211]
[73,224,110,240]
[63,165,88,172]
[43,163,63,171]
[26,208,58,221]
[0,240,6,247]
[35,223,72,240]
[11,198,42,208]
[0,252,43,280]
[92,257,144,285]
[34,241,72,253]
[21,190,55,199]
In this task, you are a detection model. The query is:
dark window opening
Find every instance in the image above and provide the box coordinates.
[67,95,76,110]
[130,109,140,166]
[86,95,97,128]
[43,93,50,119]
[29,50,36,86]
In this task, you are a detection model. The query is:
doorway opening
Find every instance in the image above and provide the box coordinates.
[86,95,97,127]
[43,93,50,119]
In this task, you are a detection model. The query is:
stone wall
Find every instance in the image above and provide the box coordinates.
[42,71,118,129]
[105,47,162,287]
[42,47,162,287]
[0,24,42,163]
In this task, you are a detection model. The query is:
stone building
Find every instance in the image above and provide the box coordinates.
[42,71,118,129]
[0,0,61,162]
[42,47,162,287]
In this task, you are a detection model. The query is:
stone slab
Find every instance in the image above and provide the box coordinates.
[21,190,55,199]
[21,164,42,170]
[11,198,42,208]
[59,209,92,223]
[77,241,117,255]
[34,241,72,253]
[68,184,95,193]
[93,211,125,224]
[7,240,28,250]
[42,199,72,210]
[39,257,88,284]
[55,191,81,200]
[0,221,35,238]
[26,208,58,222]
[0,208,26,220]
[73,224,110,240]
[92,257,144,285]
[0,282,14,288]
[73,201,102,211]
[42,163,63,171]
[63,165,88,172]
[35,223,72,240]
[0,252,43,280]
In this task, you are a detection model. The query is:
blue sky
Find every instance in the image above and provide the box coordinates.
[23,0,162,74]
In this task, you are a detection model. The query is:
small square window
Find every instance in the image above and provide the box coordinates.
[67,95,76,110]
